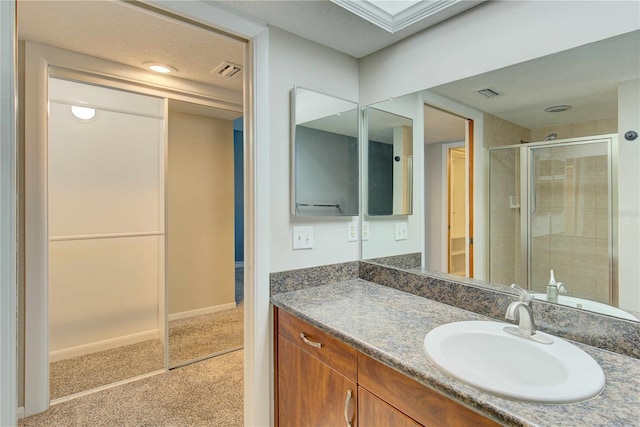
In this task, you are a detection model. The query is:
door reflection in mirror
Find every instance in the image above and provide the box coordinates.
[365,107,413,216]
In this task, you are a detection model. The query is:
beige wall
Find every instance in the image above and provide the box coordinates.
[483,113,531,147]
[531,117,617,142]
[168,111,235,315]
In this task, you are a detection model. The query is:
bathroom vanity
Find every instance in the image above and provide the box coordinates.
[271,269,640,426]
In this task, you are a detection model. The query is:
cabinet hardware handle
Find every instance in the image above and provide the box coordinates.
[299,332,322,348]
[344,389,353,427]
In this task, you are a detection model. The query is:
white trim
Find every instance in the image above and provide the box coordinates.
[17,407,24,420]
[244,29,272,427]
[0,0,17,424]
[48,330,160,363]
[168,302,237,322]
[49,231,164,242]
[50,368,166,406]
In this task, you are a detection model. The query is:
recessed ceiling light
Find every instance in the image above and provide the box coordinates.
[70,105,96,120]
[144,63,177,74]
[544,105,572,113]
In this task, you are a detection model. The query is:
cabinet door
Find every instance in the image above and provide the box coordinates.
[278,335,356,427]
[358,387,421,427]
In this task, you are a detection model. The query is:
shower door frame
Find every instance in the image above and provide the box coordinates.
[487,134,618,303]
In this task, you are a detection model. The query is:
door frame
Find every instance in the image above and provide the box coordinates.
[16,1,271,425]
[0,0,18,425]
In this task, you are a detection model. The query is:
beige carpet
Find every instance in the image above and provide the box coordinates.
[50,339,165,400]
[169,304,244,366]
[21,349,244,427]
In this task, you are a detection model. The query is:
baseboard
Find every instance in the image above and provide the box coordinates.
[168,302,237,321]
[17,406,24,420]
[49,329,158,362]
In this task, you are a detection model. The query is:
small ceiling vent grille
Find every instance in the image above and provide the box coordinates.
[214,62,242,78]
[476,88,501,98]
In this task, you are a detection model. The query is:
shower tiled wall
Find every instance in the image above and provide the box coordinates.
[488,148,522,287]
[530,151,610,304]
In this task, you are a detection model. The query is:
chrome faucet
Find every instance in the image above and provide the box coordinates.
[504,284,553,344]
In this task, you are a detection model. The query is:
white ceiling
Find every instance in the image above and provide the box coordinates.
[429,30,640,130]
[17,0,245,92]
[217,0,484,58]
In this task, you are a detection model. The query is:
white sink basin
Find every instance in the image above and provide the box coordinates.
[423,321,605,403]
[531,293,638,321]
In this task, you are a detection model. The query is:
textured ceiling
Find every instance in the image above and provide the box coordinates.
[17,0,245,92]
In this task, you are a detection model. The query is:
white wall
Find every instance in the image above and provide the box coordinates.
[617,79,640,313]
[362,93,424,259]
[359,1,640,105]
[48,78,164,359]
[269,27,360,272]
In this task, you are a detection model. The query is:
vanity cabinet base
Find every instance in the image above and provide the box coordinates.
[274,307,499,427]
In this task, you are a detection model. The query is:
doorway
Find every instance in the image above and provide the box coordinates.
[19,1,247,415]
[424,104,473,277]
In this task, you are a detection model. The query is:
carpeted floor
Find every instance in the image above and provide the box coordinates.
[49,339,165,400]
[169,304,244,366]
[50,303,244,399]
[22,349,244,427]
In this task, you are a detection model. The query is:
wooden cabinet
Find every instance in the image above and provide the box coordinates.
[275,308,499,427]
[276,309,357,427]
[358,387,420,427]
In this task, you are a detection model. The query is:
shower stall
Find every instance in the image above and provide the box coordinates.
[487,135,616,306]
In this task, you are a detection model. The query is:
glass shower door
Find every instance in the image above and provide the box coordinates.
[487,146,523,287]
[528,140,611,304]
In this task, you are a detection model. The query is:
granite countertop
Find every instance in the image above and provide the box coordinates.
[271,279,640,427]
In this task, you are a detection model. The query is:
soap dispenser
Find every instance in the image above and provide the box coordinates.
[546,269,567,303]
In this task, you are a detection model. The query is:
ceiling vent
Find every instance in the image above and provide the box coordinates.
[213,62,242,78]
[476,88,501,98]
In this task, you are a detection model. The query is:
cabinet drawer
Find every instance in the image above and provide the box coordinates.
[358,353,500,427]
[278,309,357,381]
[359,387,421,427]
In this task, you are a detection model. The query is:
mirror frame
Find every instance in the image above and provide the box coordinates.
[363,106,414,217]
[290,85,359,217]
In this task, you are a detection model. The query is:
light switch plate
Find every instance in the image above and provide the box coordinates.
[347,222,358,242]
[292,226,314,249]
[361,221,370,241]
[395,222,408,241]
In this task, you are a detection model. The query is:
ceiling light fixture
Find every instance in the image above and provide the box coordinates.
[144,62,177,74]
[544,105,572,113]
[70,105,96,120]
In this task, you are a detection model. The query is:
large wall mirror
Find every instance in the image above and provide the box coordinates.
[291,86,359,216]
[361,29,640,322]
[364,107,414,216]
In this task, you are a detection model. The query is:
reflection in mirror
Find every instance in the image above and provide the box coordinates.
[291,86,359,216]
[365,107,414,216]
[361,30,640,321]
[167,101,244,367]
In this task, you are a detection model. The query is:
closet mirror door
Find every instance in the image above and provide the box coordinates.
[166,101,244,368]
[48,78,165,399]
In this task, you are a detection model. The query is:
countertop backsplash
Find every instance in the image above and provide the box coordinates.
[271,260,640,360]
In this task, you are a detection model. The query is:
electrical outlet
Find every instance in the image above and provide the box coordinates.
[347,222,358,242]
[395,222,408,241]
[292,226,314,249]
[361,221,370,241]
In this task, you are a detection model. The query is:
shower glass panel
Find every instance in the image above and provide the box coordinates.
[488,147,523,287]
[528,141,611,304]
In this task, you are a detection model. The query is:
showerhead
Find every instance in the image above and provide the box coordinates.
[543,133,558,141]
